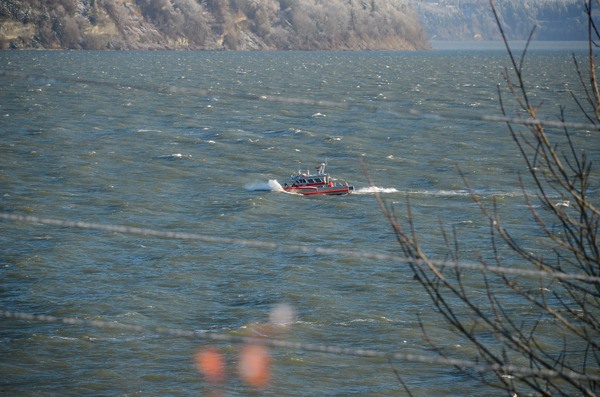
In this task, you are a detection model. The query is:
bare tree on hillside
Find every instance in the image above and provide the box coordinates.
[372,0,599,395]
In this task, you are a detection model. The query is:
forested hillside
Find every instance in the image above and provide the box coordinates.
[0,0,429,50]
[409,0,589,41]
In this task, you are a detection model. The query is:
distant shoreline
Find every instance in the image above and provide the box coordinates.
[0,41,589,53]
[431,40,589,52]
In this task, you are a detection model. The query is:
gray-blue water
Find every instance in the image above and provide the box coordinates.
[1,44,597,396]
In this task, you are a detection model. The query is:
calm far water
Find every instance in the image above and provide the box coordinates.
[0,44,597,396]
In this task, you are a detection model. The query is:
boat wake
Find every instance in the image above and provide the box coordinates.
[405,189,523,199]
[351,186,527,199]
[245,180,285,192]
[353,186,399,194]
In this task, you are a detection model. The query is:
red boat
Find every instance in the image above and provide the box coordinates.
[282,163,354,195]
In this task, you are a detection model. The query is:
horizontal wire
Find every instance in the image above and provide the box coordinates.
[407,109,600,131]
[2,309,597,383]
[1,70,598,131]
[1,213,599,283]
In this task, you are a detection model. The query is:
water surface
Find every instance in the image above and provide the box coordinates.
[0,46,597,396]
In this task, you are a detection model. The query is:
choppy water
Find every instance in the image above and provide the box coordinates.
[1,44,597,396]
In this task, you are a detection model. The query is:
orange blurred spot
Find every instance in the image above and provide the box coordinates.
[195,347,225,384]
[238,344,271,389]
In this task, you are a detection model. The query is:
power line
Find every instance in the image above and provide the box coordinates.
[1,213,599,283]
[1,70,598,131]
[2,309,597,384]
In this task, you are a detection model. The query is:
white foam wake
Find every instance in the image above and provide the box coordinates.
[245,179,284,192]
[353,186,399,194]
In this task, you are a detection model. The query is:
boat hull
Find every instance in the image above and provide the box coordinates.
[283,186,354,196]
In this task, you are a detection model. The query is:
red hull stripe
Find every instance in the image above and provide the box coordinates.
[283,187,351,195]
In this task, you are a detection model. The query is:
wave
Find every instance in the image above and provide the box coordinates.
[158,153,192,160]
[137,129,162,133]
[245,179,284,192]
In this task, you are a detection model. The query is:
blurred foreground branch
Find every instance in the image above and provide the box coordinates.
[374,1,599,395]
